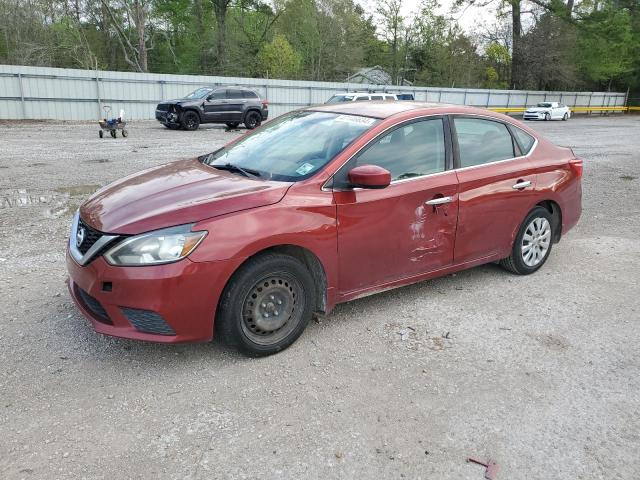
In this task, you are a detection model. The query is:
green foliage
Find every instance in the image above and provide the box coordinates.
[0,0,638,95]
[257,34,301,78]
[576,2,635,87]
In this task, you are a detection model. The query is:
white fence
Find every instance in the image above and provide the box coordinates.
[0,64,628,121]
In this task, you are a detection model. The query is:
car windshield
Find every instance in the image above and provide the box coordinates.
[326,95,353,103]
[203,111,379,182]
[184,87,213,99]
[537,102,553,108]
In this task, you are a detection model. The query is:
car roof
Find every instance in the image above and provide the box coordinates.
[307,101,500,120]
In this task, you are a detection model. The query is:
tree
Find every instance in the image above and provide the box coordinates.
[257,33,301,78]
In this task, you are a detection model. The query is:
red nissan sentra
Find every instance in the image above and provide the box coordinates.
[67,102,582,355]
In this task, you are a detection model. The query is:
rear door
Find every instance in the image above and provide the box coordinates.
[225,89,245,122]
[334,117,459,294]
[452,116,538,263]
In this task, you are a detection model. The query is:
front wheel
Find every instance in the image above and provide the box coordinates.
[500,206,554,275]
[545,113,551,121]
[216,254,316,356]
[563,113,569,121]
[244,111,262,130]
[181,111,200,130]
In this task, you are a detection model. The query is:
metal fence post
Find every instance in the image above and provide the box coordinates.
[587,92,593,115]
[159,80,165,102]
[524,92,529,110]
[95,72,102,119]
[486,91,491,108]
[17,73,26,119]
[308,86,312,106]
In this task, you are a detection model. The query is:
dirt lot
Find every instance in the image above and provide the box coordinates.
[1,115,639,480]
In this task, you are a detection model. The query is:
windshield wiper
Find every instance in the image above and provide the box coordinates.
[212,163,262,179]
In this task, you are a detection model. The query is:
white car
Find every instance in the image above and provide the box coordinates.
[523,102,571,121]
[325,92,397,103]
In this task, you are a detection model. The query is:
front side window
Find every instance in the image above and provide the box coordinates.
[203,111,379,182]
[209,89,226,100]
[454,117,514,168]
[371,95,383,100]
[354,96,370,101]
[339,118,446,184]
[512,127,535,155]
[326,95,353,103]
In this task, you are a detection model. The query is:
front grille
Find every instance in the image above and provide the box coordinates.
[76,285,112,324]
[77,217,103,255]
[121,308,176,335]
[156,104,169,112]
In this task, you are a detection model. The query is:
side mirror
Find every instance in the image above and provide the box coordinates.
[347,165,391,189]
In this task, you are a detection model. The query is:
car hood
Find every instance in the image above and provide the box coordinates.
[158,99,202,107]
[526,107,551,113]
[80,158,292,235]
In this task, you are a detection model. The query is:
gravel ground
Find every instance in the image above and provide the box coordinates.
[0,116,639,480]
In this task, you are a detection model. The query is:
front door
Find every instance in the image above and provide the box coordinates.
[203,89,227,122]
[333,117,459,294]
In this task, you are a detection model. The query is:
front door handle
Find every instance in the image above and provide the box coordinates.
[425,196,453,206]
[512,180,532,190]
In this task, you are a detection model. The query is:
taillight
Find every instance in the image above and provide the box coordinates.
[569,158,583,178]
[262,99,269,108]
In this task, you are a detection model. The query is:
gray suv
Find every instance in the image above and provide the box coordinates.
[155,86,269,131]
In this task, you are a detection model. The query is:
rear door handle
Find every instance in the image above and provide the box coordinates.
[512,181,532,190]
[425,196,453,206]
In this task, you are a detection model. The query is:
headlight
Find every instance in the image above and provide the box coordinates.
[104,224,207,266]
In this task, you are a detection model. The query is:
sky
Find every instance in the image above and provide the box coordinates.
[356,0,499,33]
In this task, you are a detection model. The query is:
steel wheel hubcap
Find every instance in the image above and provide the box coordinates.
[521,217,551,267]
[241,274,303,345]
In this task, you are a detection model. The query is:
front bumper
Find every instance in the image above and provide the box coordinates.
[155,110,180,125]
[66,249,242,343]
[523,112,546,120]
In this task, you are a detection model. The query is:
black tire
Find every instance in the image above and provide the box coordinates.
[545,113,551,121]
[181,111,200,130]
[500,206,554,275]
[122,129,128,137]
[99,130,103,138]
[216,254,316,356]
[563,113,569,121]
[110,129,116,138]
[244,111,262,130]
[225,122,240,129]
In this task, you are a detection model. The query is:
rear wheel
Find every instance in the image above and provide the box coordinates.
[110,130,116,138]
[99,130,103,138]
[181,111,200,130]
[500,206,554,275]
[244,111,261,130]
[216,254,316,356]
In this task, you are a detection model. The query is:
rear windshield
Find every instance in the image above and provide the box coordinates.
[203,111,379,182]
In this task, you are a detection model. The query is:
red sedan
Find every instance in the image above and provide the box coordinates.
[67,102,582,355]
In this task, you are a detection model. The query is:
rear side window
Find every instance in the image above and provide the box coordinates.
[355,96,369,101]
[227,89,243,99]
[512,127,535,154]
[454,118,515,167]
[371,95,383,100]
[351,118,446,181]
[242,90,259,99]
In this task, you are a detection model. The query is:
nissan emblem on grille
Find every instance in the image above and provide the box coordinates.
[76,226,85,248]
